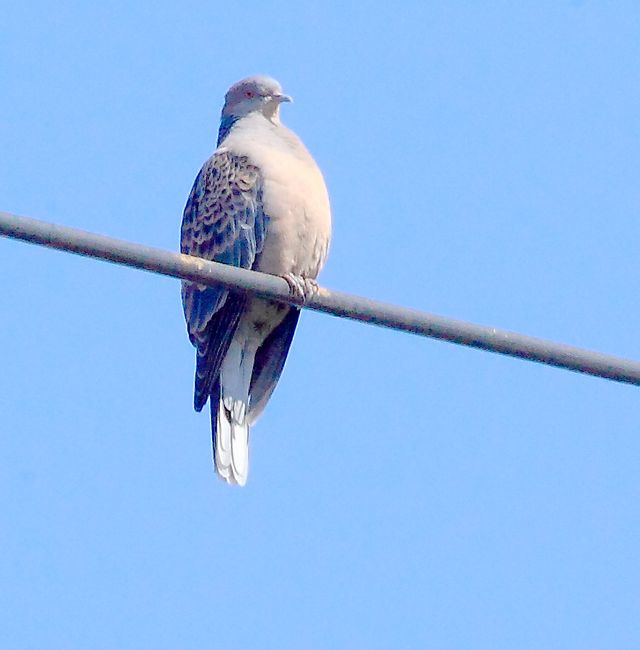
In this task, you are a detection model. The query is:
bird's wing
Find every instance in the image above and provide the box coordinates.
[248,307,300,424]
[181,150,267,411]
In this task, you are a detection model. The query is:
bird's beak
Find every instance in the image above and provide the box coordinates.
[274,93,293,104]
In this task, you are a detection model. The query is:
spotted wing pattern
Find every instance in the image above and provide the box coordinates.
[180,150,267,410]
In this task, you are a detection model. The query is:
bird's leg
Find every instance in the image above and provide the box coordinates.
[281,273,319,305]
[301,278,319,303]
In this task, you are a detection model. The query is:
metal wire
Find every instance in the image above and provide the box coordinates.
[2,209,639,387]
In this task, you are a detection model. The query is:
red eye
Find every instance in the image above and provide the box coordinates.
[245,91,254,98]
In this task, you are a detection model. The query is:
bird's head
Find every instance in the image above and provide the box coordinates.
[221,75,292,123]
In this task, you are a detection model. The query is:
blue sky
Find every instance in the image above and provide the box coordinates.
[2,2,640,648]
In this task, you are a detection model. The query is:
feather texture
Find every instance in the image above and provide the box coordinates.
[180,75,331,485]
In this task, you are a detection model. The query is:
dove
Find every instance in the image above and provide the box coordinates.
[180,75,331,485]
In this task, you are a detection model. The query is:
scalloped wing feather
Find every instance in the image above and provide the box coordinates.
[180,151,267,409]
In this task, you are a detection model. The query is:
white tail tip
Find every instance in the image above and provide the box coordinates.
[214,397,249,486]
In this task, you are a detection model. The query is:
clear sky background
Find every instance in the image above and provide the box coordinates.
[1,2,639,648]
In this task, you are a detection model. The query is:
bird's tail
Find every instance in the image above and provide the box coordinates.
[212,392,249,486]
[210,339,253,486]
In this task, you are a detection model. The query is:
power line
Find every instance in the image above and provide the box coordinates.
[2,209,639,387]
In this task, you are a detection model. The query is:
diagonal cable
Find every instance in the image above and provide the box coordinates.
[1,210,639,386]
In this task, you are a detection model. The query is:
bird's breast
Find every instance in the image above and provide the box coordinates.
[257,154,331,278]
[223,123,331,279]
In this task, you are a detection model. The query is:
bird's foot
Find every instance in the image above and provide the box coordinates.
[281,273,319,305]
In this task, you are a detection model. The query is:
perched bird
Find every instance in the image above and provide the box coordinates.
[180,75,331,486]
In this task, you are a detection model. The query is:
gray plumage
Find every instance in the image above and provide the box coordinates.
[181,75,331,485]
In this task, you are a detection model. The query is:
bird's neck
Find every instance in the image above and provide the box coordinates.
[218,110,282,146]
[217,114,239,145]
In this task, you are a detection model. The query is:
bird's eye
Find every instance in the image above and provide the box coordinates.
[245,91,255,98]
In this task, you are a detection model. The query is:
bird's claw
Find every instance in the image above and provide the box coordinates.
[282,273,319,305]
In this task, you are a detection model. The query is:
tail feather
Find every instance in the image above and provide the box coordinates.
[229,407,249,482]
[210,337,254,486]
[213,396,248,486]
[212,398,248,485]
[209,381,230,481]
